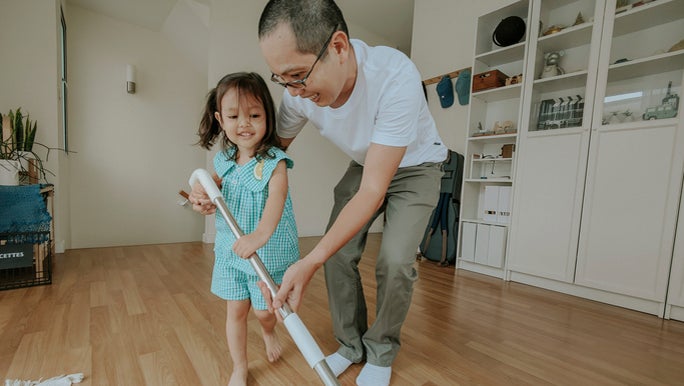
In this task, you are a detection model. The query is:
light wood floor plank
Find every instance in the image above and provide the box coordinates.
[2,233,684,385]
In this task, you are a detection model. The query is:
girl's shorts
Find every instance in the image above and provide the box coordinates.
[211,264,285,310]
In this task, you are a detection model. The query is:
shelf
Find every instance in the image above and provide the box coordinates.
[465,178,513,183]
[527,126,586,137]
[612,0,684,38]
[472,157,514,163]
[532,70,588,94]
[600,117,679,130]
[475,42,526,67]
[472,83,523,102]
[461,218,511,226]
[607,50,684,83]
[537,21,594,53]
[468,133,518,144]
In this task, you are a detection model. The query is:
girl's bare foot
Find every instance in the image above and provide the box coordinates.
[262,330,282,362]
[228,367,248,386]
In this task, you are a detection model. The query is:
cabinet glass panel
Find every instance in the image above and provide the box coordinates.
[526,0,599,132]
[600,0,684,126]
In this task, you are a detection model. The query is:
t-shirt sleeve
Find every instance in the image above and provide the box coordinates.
[370,61,422,147]
[277,94,308,139]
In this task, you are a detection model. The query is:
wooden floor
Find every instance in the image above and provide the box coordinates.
[2,233,684,385]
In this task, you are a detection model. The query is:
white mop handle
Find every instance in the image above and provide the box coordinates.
[283,313,326,368]
[189,168,222,202]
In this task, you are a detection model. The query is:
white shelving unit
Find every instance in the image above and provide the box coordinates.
[503,0,684,318]
[456,0,532,278]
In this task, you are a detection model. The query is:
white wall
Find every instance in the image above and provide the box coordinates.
[66,5,206,248]
[0,0,68,250]
[411,0,515,156]
[1,0,509,248]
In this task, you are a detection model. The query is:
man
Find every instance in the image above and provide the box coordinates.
[257,1,447,385]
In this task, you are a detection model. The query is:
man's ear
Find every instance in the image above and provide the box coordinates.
[330,31,350,62]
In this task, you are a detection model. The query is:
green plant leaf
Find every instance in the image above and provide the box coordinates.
[26,119,37,152]
[13,109,24,152]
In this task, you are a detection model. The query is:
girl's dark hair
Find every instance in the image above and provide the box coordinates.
[197,72,281,161]
[258,0,349,56]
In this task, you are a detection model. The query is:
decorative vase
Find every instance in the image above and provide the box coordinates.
[0,159,20,185]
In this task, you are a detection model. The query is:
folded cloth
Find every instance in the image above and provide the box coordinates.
[0,184,51,244]
[5,373,84,386]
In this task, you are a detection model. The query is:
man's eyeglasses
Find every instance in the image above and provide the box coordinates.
[270,26,338,89]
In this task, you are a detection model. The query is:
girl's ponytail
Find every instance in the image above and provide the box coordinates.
[197,88,223,150]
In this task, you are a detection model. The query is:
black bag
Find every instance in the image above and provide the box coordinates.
[418,150,464,266]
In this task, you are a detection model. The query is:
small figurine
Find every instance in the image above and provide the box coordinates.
[542,25,565,36]
[540,51,565,79]
[505,74,523,86]
[474,121,486,136]
[492,121,505,134]
[642,81,680,120]
[573,12,584,26]
[608,111,621,124]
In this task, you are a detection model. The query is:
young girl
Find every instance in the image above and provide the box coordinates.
[193,72,299,386]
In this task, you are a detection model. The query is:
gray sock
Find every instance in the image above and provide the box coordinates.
[356,363,391,386]
[325,352,353,377]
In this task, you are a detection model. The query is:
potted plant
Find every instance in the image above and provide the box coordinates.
[0,108,53,185]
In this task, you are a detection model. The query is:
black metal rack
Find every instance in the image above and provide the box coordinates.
[0,231,52,290]
[0,185,54,291]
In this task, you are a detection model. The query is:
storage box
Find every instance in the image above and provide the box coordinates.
[501,144,516,158]
[472,70,508,92]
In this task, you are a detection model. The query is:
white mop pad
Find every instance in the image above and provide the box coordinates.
[5,373,84,386]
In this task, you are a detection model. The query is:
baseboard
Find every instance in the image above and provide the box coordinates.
[55,239,65,253]
[202,232,215,244]
[509,271,664,316]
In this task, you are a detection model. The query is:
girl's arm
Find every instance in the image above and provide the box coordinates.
[232,160,288,259]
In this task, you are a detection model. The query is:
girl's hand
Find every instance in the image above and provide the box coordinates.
[190,182,216,215]
[232,232,267,259]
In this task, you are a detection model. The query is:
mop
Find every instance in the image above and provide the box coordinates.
[189,169,339,386]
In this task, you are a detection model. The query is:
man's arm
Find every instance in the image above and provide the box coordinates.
[279,136,295,151]
[266,143,406,312]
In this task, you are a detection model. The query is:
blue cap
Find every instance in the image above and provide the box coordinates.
[455,69,471,106]
[436,75,454,108]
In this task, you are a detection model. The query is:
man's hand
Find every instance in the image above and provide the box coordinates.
[258,258,320,316]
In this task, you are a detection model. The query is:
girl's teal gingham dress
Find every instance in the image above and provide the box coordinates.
[211,147,299,309]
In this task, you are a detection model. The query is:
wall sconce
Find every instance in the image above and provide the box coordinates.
[126,64,136,94]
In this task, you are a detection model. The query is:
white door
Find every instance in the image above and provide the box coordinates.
[575,122,684,302]
[666,184,684,321]
[507,129,590,281]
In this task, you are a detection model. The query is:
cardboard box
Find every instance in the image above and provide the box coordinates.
[472,70,508,92]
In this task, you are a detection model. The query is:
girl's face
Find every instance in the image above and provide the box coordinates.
[215,88,267,158]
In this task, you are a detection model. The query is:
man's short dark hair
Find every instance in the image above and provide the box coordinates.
[258,0,349,56]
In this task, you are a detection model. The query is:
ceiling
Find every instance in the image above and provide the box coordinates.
[66,0,415,54]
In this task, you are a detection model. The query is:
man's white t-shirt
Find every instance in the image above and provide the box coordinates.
[277,39,448,168]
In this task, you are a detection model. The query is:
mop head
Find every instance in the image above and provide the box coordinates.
[5,373,84,386]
